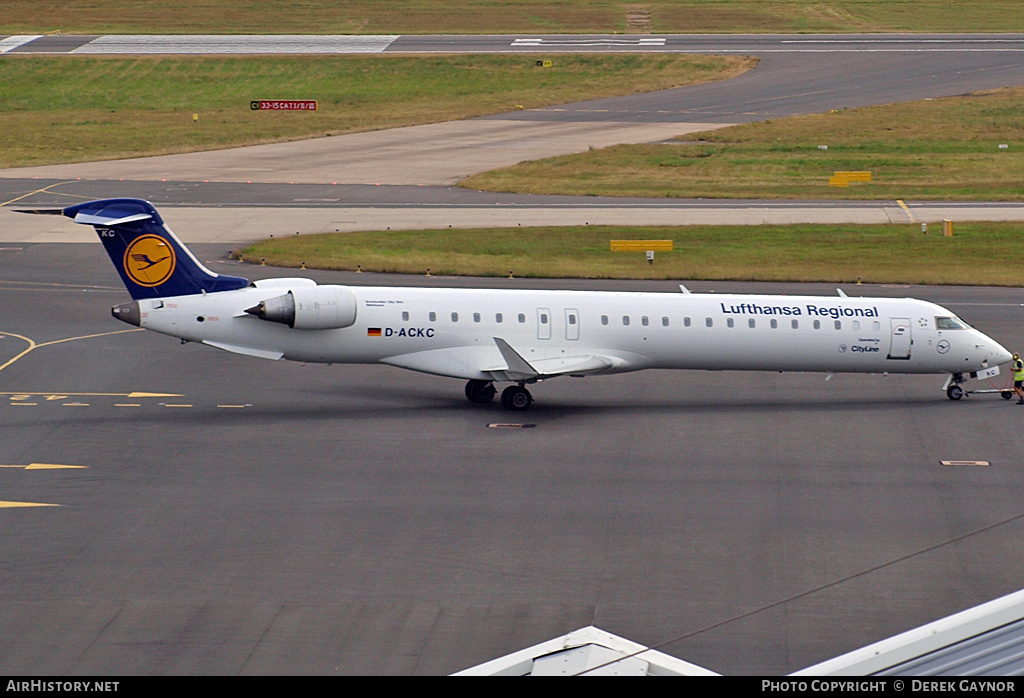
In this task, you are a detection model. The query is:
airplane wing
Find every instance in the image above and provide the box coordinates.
[380,337,622,381]
[484,337,614,381]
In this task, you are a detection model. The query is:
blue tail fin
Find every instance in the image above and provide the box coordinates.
[63,198,248,299]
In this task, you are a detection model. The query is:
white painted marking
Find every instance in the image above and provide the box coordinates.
[0,35,42,54]
[512,38,666,47]
[73,35,400,54]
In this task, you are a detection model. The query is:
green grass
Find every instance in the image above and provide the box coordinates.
[0,54,750,168]
[461,88,1024,201]
[4,1,1024,34]
[240,222,1024,286]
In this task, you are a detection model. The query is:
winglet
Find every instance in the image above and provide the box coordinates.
[493,338,540,380]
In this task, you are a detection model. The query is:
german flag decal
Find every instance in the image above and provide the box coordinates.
[367,328,382,337]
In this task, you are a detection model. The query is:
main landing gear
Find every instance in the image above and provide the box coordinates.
[465,379,496,404]
[500,385,533,411]
[464,380,533,411]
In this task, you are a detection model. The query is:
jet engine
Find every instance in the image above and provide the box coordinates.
[245,285,357,330]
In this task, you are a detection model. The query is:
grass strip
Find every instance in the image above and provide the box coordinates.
[241,222,1024,286]
[0,54,750,168]
[5,1,1024,34]
[461,87,1024,201]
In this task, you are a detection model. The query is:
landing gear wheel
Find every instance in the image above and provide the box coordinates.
[465,379,496,404]
[947,384,964,401]
[1002,390,1014,400]
[501,385,533,411]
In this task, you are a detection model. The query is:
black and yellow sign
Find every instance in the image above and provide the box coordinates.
[123,234,176,287]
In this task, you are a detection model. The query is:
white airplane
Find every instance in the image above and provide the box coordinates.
[24,198,1013,410]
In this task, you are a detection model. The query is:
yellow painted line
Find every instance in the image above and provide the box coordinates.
[115,403,141,407]
[0,391,181,398]
[941,460,990,467]
[0,329,143,375]
[62,402,89,407]
[0,180,76,208]
[217,405,249,408]
[0,501,60,508]
[0,464,87,470]
[10,402,36,406]
[897,199,917,223]
[163,404,193,408]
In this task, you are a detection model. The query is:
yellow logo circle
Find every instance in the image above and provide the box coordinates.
[124,234,176,287]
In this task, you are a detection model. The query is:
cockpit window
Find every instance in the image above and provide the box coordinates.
[936,316,969,330]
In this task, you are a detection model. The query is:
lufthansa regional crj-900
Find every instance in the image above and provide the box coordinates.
[23,198,1013,410]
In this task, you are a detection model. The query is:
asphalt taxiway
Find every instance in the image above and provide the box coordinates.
[3,242,1024,675]
[3,33,1024,675]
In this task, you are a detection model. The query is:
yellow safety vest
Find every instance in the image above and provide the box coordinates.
[1014,360,1024,381]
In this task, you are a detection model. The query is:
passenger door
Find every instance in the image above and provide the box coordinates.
[887,318,912,359]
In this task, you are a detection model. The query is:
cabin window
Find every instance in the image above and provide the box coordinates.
[601,315,609,326]
[429,312,436,322]
[540,313,548,324]
[705,317,713,327]
[641,316,649,327]
[451,312,459,322]
[684,317,691,327]
[568,314,577,325]
[402,311,409,321]
[852,320,860,331]
[727,318,734,328]
[473,312,481,323]
[770,319,778,329]
[834,320,841,330]
[748,318,756,328]
[813,320,821,330]
[662,316,669,327]
[873,321,881,331]
[496,313,503,323]
[623,316,630,326]
[792,319,799,329]
[518,313,526,323]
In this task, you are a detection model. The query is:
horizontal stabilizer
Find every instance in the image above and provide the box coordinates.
[74,211,152,227]
[14,208,64,216]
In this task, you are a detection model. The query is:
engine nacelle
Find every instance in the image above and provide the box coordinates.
[245,285,358,330]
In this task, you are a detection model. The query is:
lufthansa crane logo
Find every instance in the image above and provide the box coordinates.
[124,234,176,287]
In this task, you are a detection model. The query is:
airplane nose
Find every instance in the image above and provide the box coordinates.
[986,337,1013,366]
[995,344,1014,365]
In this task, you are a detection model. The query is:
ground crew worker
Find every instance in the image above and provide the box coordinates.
[1014,353,1024,404]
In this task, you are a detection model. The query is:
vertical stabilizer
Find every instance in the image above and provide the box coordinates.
[62,198,248,299]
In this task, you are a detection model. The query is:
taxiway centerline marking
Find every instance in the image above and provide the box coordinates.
[0,464,87,470]
[0,501,60,508]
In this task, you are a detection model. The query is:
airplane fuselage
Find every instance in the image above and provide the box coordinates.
[27,197,1011,411]
[124,282,1009,380]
